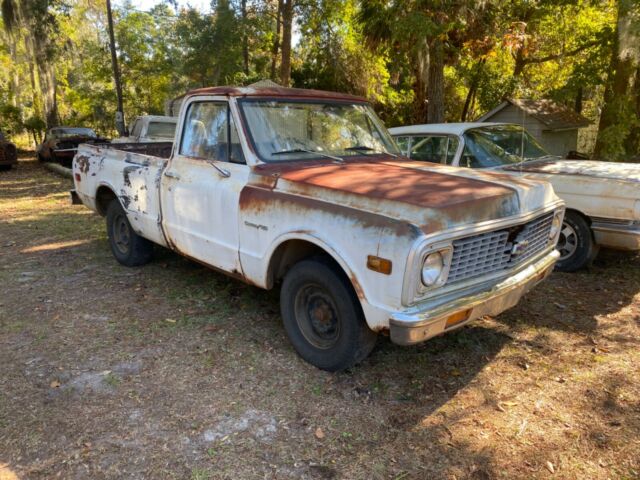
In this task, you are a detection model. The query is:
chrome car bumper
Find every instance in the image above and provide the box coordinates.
[389,250,559,345]
[592,220,640,251]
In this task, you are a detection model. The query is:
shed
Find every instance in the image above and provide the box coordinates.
[477,98,591,157]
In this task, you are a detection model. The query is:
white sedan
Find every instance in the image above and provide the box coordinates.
[390,122,640,271]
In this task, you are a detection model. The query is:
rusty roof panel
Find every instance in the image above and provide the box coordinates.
[185,85,367,102]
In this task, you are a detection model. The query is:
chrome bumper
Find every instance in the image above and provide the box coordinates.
[592,221,640,251]
[389,250,559,345]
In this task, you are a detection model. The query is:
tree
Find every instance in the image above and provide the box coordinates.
[594,0,640,160]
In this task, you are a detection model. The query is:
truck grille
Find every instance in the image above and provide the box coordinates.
[446,212,554,285]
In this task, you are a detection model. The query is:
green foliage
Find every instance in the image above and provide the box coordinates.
[0,0,637,157]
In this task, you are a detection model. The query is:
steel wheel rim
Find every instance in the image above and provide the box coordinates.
[113,213,131,255]
[557,221,578,261]
[294,284,341,350]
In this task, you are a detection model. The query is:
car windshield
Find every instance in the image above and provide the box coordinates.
[52,128,97,139]
[147,121,176,138]
[462,125,549,167]
[239,99,399,162]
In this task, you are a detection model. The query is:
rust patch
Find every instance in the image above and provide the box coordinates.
[239,184,421,239]
[76,155,91,174]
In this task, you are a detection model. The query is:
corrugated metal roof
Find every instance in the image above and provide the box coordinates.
[478,98,591,131]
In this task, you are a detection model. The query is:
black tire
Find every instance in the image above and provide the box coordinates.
[0,165,11,171]
[106,199,154,267]
[280,257,377,371]
[555,211,598,272]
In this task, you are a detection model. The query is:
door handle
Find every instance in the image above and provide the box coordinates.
[164,171,180,180]
[206,160,231,178]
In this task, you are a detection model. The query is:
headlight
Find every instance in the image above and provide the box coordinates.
[549,212,563,241]
[421,252,444,286]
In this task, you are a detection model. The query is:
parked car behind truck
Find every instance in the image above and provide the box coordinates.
[390,123,640,272]
[112,115,177,144]
[72,86,564,371]
[0,131,17,170]
[37,127,107,167]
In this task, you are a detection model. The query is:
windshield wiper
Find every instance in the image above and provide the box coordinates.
[345,145,375,152]
[271,148,344,163]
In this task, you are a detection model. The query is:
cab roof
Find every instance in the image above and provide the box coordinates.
[389,122,509,136]
[185,85,367,103]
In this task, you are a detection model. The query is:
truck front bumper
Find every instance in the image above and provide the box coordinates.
[389,250,559,345]
[592,220,640,251]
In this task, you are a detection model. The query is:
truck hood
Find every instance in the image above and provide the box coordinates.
[502,159,640,183]
[250,158,557,233]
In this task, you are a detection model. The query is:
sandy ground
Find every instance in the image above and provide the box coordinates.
[1,158,639,480]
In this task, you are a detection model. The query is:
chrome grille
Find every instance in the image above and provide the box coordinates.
[447,213,554,285]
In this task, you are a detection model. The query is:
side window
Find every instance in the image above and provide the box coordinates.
[411,135,448,163]
[445,136,460,165]
[180,102,246,164]
[394,136,410,156]
[130,119,142,138]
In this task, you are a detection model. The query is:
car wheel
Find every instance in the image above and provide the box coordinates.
[280,257,378,371]
[106,199,154,267]
[555,211,598,272]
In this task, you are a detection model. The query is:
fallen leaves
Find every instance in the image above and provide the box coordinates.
[50,380,60,388]
[546,461,555,474]
[314,427,325,440]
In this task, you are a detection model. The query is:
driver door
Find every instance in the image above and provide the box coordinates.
[160,97,249,274]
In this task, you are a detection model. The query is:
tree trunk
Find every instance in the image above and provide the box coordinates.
[279,0,293,87]
[594,0,639,159]
[461,59,484,121]
[574,87,583,114]
[624,67,640,157]
[427,38,445,123]
[270,0,282,81]
[411,39,429,123]
[241,0,249,75]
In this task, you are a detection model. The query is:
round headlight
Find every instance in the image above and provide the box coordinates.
[549,214,562,240]
[422,252,444,286]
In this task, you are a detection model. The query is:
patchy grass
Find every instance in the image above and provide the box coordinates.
[0,158,639,479]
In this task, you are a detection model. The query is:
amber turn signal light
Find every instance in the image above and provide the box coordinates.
[367,255,392,275]
[445,309,471,329]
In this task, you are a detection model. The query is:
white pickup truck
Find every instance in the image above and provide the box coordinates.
[390,123,640,271]
[112,115,177,144]
[72,86,564,371]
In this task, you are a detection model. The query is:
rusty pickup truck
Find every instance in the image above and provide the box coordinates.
[71,86,564,371]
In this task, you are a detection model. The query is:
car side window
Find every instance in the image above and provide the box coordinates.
[180,102,245,164]
[394,136,410,156]
[445,136,460,165]
[411,135,448,163]
[130,119,142,138]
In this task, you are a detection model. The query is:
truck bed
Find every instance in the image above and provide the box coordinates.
[94,141,173,159]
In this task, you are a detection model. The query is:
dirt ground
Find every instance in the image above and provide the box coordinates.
[1,158,639,480]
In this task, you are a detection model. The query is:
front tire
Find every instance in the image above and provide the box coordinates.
[555,211,598,272]
[280,257,377,371]
[106,199,154,266]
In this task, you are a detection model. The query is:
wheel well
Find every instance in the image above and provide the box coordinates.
[267,239,359,293]
[565,208,592,226]
[95,186,118,216]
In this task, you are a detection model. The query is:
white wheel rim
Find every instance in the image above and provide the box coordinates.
[557,222,578,261]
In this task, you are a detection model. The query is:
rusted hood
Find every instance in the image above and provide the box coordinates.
[249,159,549,233]
[503,159,640,183]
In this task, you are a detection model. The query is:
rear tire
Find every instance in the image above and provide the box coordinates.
[106,199,154,267]
[555,211,598,272]
[280,257,377,371]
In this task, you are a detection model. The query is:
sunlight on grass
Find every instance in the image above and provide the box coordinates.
[21,239,90,253]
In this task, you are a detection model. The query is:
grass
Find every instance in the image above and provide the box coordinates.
[0,159,639,479]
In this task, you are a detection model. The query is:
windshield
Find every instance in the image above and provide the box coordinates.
[239,99,399,162]
[147,121,176,138]
[51,128,97,139]
[461,125,549,168]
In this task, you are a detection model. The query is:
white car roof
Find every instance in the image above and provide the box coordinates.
[140,115,177,124]
[389,122,509,136]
